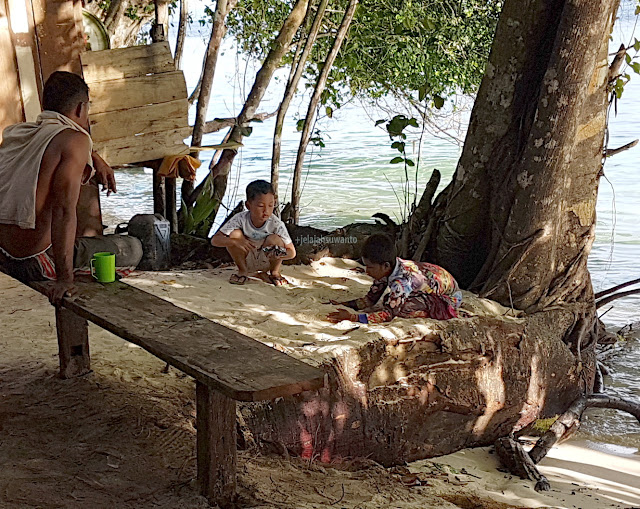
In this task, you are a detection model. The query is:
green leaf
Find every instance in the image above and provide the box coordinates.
[390,156,404,164]
[391,141,405,152]
[433,95,445,109]
[408,118,419,128]
[418,84,428,102]
[296,119,305,132]
[326,106,333,118]
[614,78,625,99]
[631,61,640,74]
[406,159,415,167]
[375,119,386,127]
[626,53,632,64]
[634,39,640,52]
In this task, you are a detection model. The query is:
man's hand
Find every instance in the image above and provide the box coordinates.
[92,151,117,195]
[46,280,76,306]
[327,308,357,323]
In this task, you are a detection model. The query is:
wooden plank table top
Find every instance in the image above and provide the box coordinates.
[30,278,324,402]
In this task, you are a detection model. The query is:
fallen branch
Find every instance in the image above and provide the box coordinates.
[605,139,638,157]
[496,393,640,491]
[595,277,640,299]
[529,394,640,464]
[202,110,278,134]
[595,288,640,309]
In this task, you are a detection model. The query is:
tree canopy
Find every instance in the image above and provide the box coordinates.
[225,0,502,109]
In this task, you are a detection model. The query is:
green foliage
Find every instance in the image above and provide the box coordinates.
[382,114,416,166]
[612,39,640,100]
[226,0,502,110]
[181,179,219,235]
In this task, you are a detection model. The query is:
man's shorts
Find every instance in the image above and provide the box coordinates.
[0,235,143,282]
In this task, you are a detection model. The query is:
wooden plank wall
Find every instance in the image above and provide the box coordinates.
[31,0,84,80]
[0,0,25,136]
[82,42,190,165]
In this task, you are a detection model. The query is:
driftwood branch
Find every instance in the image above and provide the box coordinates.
[596,288,640,309]
[496,393,640,491]
[529,394,640,464]
[605,139,638,157]
[202,110,278,134]
[595,277,640,299]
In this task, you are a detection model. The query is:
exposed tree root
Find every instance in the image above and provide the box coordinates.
[495,393,640,490]
[495,437,550,492]
[596,288,640,309]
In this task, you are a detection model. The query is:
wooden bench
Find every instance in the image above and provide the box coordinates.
[19,276,324,507]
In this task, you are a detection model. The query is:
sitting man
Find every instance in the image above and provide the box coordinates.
[0,71,141,305]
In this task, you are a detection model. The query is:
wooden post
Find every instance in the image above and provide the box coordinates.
[165,178,178,233]
[151,0,169,222]
[55,306,91,378]
[153,170,166,218]
[196,381,236,507]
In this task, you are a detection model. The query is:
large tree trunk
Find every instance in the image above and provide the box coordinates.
[290,0,359,224]
[238,0,621,465]
[422,0,618,373]
[425,0,615,304]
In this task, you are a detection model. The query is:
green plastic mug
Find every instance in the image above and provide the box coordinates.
[90,252,116,283]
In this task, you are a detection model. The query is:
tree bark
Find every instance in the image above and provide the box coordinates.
[180,0,237,204]
[191,0,238,151]
[416,0,619,385]
[426,0,616,306]
[271,0,330,206]
[174,0,189,69]
[185,0,310,236]
[290,0,359,224]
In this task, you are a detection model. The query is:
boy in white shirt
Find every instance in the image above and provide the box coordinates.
[211,180,296,285]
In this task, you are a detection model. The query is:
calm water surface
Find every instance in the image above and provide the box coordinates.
[100,5,640,448]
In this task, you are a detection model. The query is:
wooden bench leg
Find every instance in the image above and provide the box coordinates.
[55,306,91,378]
[196,381,237,507]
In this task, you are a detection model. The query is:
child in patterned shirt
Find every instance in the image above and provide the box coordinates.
[327,233,462,324]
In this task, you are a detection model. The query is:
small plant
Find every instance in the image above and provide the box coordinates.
[376,114,420,222]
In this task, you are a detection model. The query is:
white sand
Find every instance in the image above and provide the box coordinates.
[1,260,638,508]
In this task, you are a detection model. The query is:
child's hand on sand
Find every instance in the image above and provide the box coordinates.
[327,308,357,323]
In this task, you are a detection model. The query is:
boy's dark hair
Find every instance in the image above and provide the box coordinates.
[246,180,275,201]
[361,234,397,266]
[42,71,89,115]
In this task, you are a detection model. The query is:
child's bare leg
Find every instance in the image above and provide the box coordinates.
[226,230,250,277]
[263,234,285,276]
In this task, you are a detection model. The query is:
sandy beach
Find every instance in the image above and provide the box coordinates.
[1,260,638,508]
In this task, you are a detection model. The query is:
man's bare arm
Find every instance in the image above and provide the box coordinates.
[92,151,117,195]
[49,132,91,304]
